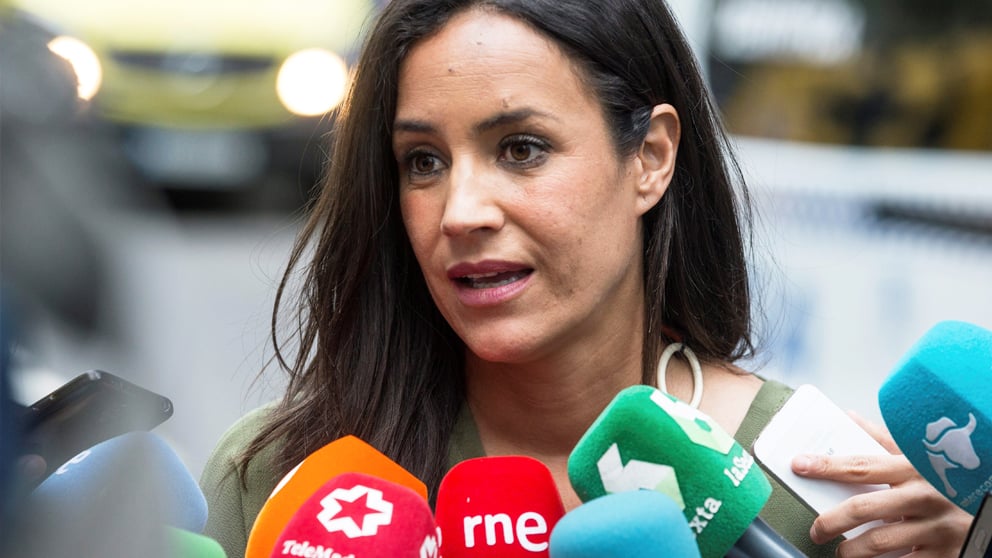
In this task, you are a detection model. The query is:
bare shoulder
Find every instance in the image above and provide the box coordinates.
[699,365,765,437]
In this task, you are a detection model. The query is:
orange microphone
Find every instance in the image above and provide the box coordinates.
[245,435,428,558]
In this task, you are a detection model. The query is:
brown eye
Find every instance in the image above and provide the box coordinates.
[402,149,446,185]
[411,153,440,174]
[509,143,533,162]
[498,134,550,168]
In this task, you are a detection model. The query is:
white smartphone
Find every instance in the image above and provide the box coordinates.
[752,384,898,544]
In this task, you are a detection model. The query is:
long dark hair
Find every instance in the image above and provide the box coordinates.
[240,0,755,500]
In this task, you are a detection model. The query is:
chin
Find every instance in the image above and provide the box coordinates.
[463,333,544,365]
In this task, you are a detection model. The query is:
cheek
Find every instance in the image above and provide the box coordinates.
[530,168,633,238]
[400,192,447,277]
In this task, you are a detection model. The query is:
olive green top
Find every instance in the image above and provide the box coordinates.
[200,379,840,557]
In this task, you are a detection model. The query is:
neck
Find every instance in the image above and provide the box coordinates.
[465,347,644,512]
[465,344,643,458]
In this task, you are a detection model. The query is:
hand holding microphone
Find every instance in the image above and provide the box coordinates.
[780,320,985,556]
[787,410,968,554]
[805,319,992,556]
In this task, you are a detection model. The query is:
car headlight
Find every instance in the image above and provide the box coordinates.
[46,35,102,101]
[276,48,349,117]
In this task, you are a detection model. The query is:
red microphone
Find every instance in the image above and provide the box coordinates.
[435,456,566,557]
[270,472,440,558]
[246,436,428,558]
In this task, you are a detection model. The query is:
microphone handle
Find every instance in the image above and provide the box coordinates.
[724,516,807,558]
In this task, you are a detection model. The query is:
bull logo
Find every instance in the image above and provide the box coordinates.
[922,413,980,498]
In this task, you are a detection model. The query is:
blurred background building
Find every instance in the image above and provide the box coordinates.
[2,0,990,480]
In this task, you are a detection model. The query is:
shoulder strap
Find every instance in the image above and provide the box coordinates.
[734,378,794,449]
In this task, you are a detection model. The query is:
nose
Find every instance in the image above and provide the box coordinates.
[439,160,504,237]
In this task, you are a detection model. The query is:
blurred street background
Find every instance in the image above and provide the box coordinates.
[2,0,991,480]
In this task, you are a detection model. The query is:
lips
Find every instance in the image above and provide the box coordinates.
[456,269,532,289]
[446,261,534,305]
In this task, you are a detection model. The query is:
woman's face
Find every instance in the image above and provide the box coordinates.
[394,9,663,365]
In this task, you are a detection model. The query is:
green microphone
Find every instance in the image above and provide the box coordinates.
[165,526,228,557]
[568,385,801,558]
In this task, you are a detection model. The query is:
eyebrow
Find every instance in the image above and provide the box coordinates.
[393,108,558,136]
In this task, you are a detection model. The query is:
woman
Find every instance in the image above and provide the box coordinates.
[200,1,970,556]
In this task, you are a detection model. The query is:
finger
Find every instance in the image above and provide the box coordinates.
[792,452,915,485]
[811,479,969,546]
[836,514,969,558]
[832,521,916,558]
[848,410,901,455]
[809,487,909,543]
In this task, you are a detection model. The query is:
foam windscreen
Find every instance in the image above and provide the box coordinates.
[14,431,206,557]
[435,456,566,557]
[270,472,439,558]
[166,526,229,557]
[246,435,427,557]
[879,320,992,514]
[568,386,771,557]
[549,490,700,557]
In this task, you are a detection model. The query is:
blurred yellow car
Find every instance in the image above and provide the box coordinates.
[9,0,377,191]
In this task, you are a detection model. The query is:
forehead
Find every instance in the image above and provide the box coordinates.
[394,9,598,124]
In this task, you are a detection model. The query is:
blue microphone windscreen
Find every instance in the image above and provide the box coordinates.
[27,431,207,531]
[549,490,700,557]
[11,431,207,557]
[879,320,992,514]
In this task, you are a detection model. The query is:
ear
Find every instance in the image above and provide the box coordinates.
[634,103,680,216]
